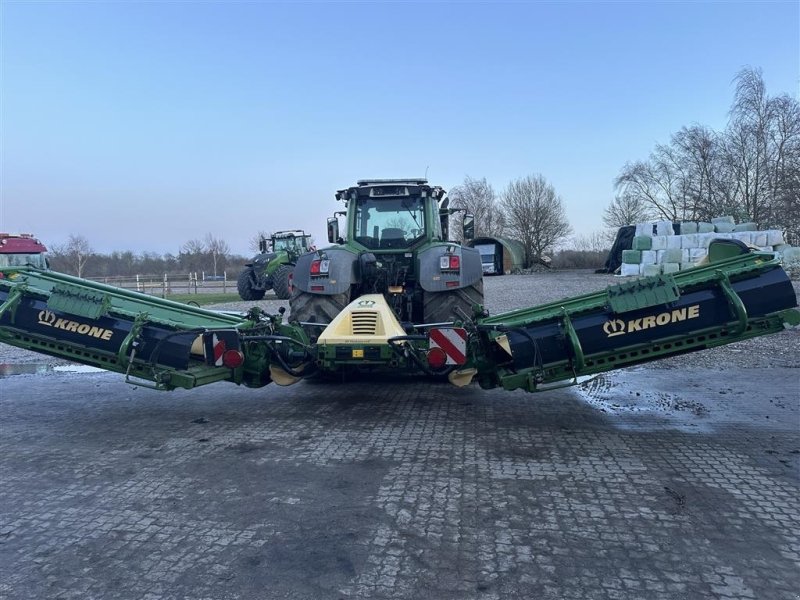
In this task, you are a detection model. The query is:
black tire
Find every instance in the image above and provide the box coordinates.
[422,280,484,324]
[272,265,293,300]
[237,269,266,301]
[289,288,351,327]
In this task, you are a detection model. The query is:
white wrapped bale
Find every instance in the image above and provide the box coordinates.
[661,248,683,263]
[711,216,735,225]
[656,220,675,236]
[631,236,652,250]
[680,222,698,234]
[707,232,733,244]
[733,222,757,232]
[690,248,707,261]
[732,231,754,244]
[667,235,683,249]
[640,250,657,265]
[752,232,767,247]
[642,264,662,277]
[650,236,667,250]
[766,230,784,246]
[781,246,800,263]
[699,233,718,247]
[662,263,680,274]
[635,222,654,236]
[714,222,735,233]
[681,234,699,248]
[620,263,640,277]
[698,222,714,233]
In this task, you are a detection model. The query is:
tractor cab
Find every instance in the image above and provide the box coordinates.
[0,233,49,269]
[329,180,447,250]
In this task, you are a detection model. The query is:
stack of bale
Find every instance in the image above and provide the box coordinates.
[619,217,799,277]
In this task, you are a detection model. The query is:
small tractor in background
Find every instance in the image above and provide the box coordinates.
[0,233,49,269]
[237,230,313,300]
[290,179,482,331]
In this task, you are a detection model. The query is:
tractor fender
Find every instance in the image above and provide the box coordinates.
[418,245,483,292]
[292,248,358,295]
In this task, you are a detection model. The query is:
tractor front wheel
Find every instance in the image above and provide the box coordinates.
[422,280,484,324]
[272,265,294,300]
[237,269,267,301]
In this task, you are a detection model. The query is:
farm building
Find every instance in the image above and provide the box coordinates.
[466,237,526,275]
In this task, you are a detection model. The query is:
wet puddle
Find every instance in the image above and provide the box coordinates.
[576,367,713,433]
[0,363,105,378]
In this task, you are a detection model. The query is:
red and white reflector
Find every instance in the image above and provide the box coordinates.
[428,327,467,365]
[212,333,226,365]
[203,330,242,367]
[222,349,245,369]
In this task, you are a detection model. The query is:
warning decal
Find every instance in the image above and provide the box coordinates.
[429,327,468,365]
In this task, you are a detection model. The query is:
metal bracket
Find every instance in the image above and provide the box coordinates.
[716,270,748,335]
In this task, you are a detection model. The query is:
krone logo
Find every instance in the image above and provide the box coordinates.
[602,304,701,338]
[38,310,57,326]
[603,319,626,337]
[36,310,114,341]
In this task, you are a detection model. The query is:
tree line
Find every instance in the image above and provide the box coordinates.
[48,233,249,279]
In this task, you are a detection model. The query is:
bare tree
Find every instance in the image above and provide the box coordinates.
[179,238,207,273]
[248,230,270,254]
[603,193,654,228]
[204,233,230,277]
[570,231,611,253]
[500,174,572,266]
[50,234,93,277]
[448,176,505,240]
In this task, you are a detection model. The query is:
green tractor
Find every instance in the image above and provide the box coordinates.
[290,179,481,329]
[237,230,313,300]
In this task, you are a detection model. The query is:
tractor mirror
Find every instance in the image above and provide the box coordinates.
[258,237,268,253]
[463,213,475,240]
[327,217,339,244]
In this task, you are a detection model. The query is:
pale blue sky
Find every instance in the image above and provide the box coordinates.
[2,1,798,256]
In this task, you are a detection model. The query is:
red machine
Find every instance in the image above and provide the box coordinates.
[0,233,49,269]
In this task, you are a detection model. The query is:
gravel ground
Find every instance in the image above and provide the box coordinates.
[1,270,798,370]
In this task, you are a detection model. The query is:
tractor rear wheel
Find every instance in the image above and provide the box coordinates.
[272,265,293,300]
[422,280,484,324]
[237,269,266,301]
[289,289,351,329]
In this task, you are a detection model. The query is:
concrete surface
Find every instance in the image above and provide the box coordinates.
[0,363,798,599]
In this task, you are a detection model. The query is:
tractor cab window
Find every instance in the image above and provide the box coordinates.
[353,196,425,250]
[0,253,48,268]
[273,237,296,252]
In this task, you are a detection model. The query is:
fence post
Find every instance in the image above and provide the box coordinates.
[136,274,142,293]
[223,271,227,293]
